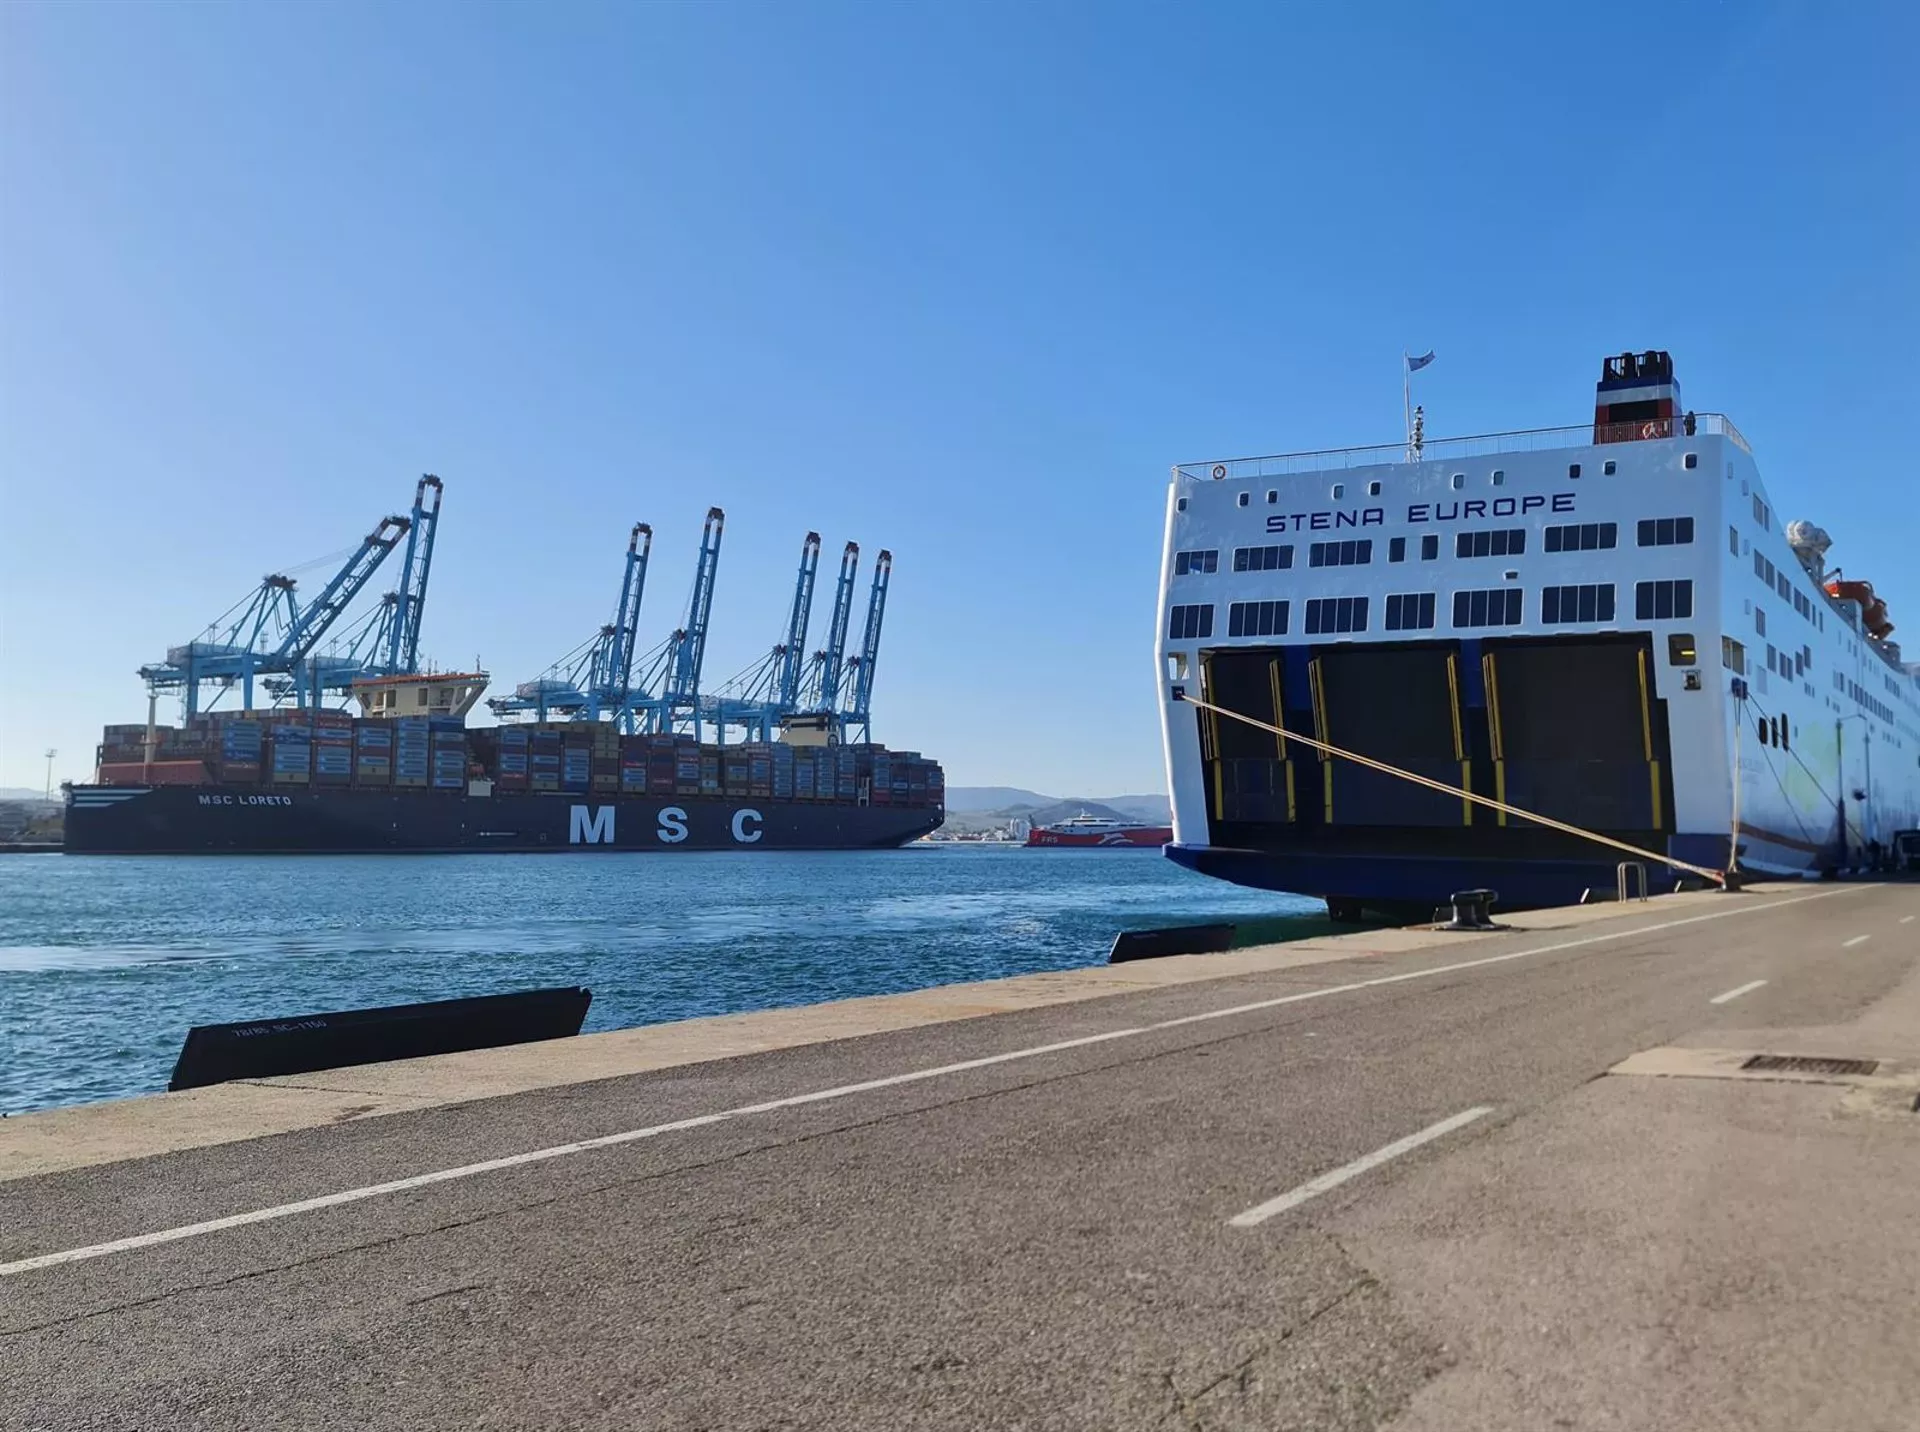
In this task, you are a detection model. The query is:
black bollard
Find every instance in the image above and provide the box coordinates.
[1441,889,1500,931]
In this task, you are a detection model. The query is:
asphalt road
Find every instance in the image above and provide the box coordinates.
[3,883,1917,1431]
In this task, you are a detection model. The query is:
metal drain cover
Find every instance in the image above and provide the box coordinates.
[1741,1054,1880,1077]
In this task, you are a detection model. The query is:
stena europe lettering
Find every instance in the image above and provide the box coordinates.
[1405,494,1575,523]
[1265,507,1387,534]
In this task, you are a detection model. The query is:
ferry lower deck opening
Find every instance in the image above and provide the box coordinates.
[1195,634,1675,866]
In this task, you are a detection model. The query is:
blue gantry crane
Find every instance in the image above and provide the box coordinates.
[489,522,654,727]
[382,475,443,676]
[704,532,822,742]
[141,499,416,716]
[801,541,861,717]
[641,507,727,737]
[839,548,891,745]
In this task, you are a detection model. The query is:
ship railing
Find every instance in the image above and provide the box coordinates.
[1175,412,1750,481]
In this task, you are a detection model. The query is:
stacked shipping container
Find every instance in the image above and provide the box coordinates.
[92,716,945,808]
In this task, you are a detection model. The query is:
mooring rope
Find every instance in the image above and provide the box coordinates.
[1175,692,1728,887]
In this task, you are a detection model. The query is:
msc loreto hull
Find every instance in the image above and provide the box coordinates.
[63,785,942,855]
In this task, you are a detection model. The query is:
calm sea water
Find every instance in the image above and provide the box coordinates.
[0,848,1315,1115]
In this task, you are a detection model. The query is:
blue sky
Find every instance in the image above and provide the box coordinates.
[2,1,1914,794]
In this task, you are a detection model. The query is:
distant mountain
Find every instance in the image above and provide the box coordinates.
[1090,793,1172,823]
[945,787,1171,821]
[944,786,1055,814]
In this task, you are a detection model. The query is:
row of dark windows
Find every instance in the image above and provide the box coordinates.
[1542,583,1616,624]
[1638,516,1694,547]
[1168,579,1695,642]
[1385,592,1437,631]
[1176,515,1694,579]
[1751,548,1825,632]
[1173,548,1218,576]
[1309,539,1372,568]
[1228,600,1288,638]
[1235,544,1293,572]
[1456,528,1526,559]
[1305,596,1370,635]
[1544,522,1616,552]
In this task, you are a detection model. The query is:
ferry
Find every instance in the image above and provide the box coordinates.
[1024,814,1173,848]
[1156,351,1920,917]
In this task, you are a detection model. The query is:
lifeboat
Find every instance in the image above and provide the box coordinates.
[1826,578,1895,639]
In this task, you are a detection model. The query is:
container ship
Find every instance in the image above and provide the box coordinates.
[65,498,945,855]
[1024,814,1173,848]
[1157,351,1920,916]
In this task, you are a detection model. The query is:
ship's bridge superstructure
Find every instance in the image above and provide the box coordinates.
[1158,351,1920,915]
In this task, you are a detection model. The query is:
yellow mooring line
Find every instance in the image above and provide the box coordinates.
[1176,692,1728,887]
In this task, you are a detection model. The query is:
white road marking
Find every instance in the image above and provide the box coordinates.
[0,885,1866,1279]
[1709,979,1767,1005]
[1843,934,1871,948]
[1901,916,1914,925]
[1228,1106,1495,1227]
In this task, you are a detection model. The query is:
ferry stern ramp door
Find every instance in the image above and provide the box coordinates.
[1193,635,1677,915]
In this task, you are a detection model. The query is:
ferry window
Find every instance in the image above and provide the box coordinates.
[1453,587,1523,629]
[1778,717,1789,749]
[1669,633,1697,665]
[1389,536,1407,563]
[1237,492,1249,508]
[1233,544,1294,572]
[1635,579,1694,621]
[1304,596,1369,636]
[1603,460,1617,476]
[1450,473,1465,490]
[1684,453,1698,470]
[1367,481,1381,497]
[1568,463,1582,479]
[1722,637,1746,674]
[1752,496,1770,529]
[1166,653,1189,680]
[1542,584,1616,625]
[1754,608,1766,637]
[1166,604,1214,641]
[1492,470,1506,486]
[1455,528,1526,559]
[1174,549,1218,576]
[1420,534,1440,561]
[1775,572,1791,601]
[1728,525,1740,557]
[1637,516,1695,547]
[1544,522,1616,553]
[1331,483,1345,500]
[1385,592,1437,631]
[1758,717,1771,747]
[1266,490,1277,504]
[1177,497,1188,512]
[1308,539,1373,568]
[1227,600,1289,638]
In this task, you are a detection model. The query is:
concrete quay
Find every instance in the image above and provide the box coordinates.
[3,882,1918,1430]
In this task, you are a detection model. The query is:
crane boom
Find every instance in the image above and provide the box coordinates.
[608,522,652,705]
[777,533,822,709]
[811,541,860,711]
[843,548,891,737]
[273,516,411,664]
[665,507,726,706]
[384,475,443,674]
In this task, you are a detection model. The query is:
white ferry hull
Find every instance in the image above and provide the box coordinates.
[1157,357,1920,915]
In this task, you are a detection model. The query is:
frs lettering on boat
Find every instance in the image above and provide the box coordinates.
[1263,494,1575,533]
[196,793,295,806]
[567,805,765,845]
